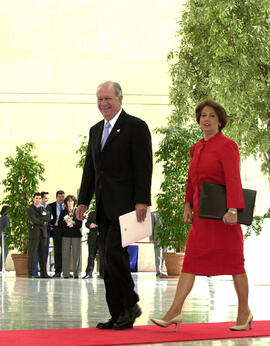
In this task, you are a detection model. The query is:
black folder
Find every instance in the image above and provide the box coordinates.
[198,182,257,226]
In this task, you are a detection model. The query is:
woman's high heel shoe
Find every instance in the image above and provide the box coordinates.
[151,314,182,332]
[229,312,253,331]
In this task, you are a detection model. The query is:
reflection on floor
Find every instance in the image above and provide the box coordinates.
[1,271,270,346]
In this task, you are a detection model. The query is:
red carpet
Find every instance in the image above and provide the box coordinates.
[0,321,270,346]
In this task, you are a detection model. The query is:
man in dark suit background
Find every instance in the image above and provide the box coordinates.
[76,81,152,330]
[83,210,104,279]
[34,191,52,275]
[27,192,51,278]
[150,211,166,277]
[49,190,65,278]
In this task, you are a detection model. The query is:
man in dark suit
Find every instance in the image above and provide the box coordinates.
[49,190,65,278]
[27,192,51,278]
[34,191,52,275]
[83,210,104,279]
[76,81,152,330]
[0,205,9,271]
[150,211,166,277]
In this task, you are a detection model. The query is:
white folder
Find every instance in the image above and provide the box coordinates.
[119,207,152,247]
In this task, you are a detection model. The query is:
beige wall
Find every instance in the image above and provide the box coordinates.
[1,2,269,271]
[0,0,185,271]
[0,0,185,203]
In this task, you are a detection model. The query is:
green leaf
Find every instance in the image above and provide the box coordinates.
[1,142,45,253]
[168,0,270,177]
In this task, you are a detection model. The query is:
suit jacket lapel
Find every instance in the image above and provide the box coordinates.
[102,111,125,150]
[93,121,104,156]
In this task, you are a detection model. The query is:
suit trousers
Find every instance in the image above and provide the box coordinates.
[62,237,81,278]
[85,228,104,276]
[34,231,50,274]
[28,229,47,275]
[0,238,8,270]
[154,246,165,273]
[97,202,139,321]
[52,228,62,274]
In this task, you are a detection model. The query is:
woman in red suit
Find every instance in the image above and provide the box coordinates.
[152,100,252,331]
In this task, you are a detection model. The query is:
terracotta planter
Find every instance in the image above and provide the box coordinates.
[11,253,28,277]
[162,252,185,278]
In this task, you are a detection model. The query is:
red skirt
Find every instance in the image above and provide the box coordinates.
[182,213,245,276]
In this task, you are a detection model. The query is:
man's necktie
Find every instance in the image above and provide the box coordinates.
[56,204,63,226]
[101,121,111,150]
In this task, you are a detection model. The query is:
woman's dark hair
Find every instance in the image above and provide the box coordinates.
[64,195,77,208]
[195,99,227,131]
[1,205,9,216]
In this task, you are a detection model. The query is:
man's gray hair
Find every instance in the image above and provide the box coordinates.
[113,82,122,97]
[97,81,123,97]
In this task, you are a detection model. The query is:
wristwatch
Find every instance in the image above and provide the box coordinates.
[228,209,237,215]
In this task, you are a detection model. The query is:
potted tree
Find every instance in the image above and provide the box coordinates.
[1,142,45,277]
[155,125,201,277]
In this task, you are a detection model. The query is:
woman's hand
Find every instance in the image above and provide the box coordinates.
[65,216,73,224]
[222,210,237,225]
[184,202,193,224]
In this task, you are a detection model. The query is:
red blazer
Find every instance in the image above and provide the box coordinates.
[185,132,245,212]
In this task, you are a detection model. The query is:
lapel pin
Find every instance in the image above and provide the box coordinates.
[117,129,121,132]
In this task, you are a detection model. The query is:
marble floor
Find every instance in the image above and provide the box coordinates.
[0,269,270,346]
[1,220,270,345]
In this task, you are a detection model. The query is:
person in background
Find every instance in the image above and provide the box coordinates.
[27,192,51,278]
[0,206,10,271]
[49,190,65,278]
[76,81,152,330]
[151,99,252,332]
[34,191,52,275]
[83,210,104,279]
[150,211,166,277]
[59,195,82,279]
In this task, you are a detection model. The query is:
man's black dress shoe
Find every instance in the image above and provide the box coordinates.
[40,273,52,279]
[112,304,142,330]
[53,273,61,278]
[28,274,40,278]
[96,318,115,329]
[83,273,92,279]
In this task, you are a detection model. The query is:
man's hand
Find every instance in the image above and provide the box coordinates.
[135,203,148,223]
[76,205,87,221]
